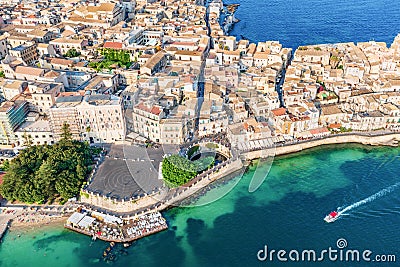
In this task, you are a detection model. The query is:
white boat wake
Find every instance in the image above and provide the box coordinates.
[338,181,400,214]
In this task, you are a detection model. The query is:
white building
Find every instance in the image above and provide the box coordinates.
[49,93,125,144]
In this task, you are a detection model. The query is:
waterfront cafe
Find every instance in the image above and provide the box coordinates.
[67,212,96,229]
[66,212,86,227]
[295,130,313,140]
[91,211,123,225]
[77,216,96,229]
[309,127,330,138]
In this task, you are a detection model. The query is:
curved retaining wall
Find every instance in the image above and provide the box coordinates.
[80,158,243,214]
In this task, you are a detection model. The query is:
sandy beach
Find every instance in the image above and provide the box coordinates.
[10,215,68,229]
[0,207,70,234]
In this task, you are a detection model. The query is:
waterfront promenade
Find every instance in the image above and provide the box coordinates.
[242,131,400,160]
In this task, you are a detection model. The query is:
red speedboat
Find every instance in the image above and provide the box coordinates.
[324,211,339,223]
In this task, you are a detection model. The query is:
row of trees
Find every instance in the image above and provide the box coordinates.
[0,124,97,204]
[162,154,215,188]
[88,49,132,71]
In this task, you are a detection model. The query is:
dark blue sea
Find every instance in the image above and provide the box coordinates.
[228,0,400,49]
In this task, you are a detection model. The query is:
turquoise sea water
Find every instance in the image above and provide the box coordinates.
[1,144,400,266]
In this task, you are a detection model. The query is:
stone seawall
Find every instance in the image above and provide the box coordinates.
[160,158,243,208]
[80,158,244,214]
[80,192,164,213]
[242,133,400,161]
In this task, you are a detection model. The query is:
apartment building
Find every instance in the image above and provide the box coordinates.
[49,93,125,144]
[140,51,167,76]
[15,117,55,146]
[71,2,125,28]
[198,99,229,137]
[227,118,272,145]
[0,99,29,146]
[29,82,64,114]
[9,44,38,65]
[0,35,8,59]
[159,117,185,144]
[132,102,164,142]
[49,38,88,56]
[1,80,27,100]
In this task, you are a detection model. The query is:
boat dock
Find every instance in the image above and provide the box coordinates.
[0,208,22,241]
[0,217,10,241]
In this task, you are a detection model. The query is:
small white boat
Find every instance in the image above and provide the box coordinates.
[324,211,340,223]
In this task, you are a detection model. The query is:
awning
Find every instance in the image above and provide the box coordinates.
[77,216,96,228]
[67,212,86,225]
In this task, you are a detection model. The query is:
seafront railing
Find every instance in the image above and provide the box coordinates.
[237,130,400,153]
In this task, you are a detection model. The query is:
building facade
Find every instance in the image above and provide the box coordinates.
[49,94,125,143]
[0,99,29,146]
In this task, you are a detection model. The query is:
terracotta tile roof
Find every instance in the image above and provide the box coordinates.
[37,43,50,48]
[61,30,75,37]
[15,66,44,76]
[171,41,196,46]
[103,41,123,49]
[86,3,115,13]
[50,37,84,44]
[44,70,60,78]
[143,51,166,69]
[135,102,162,115]
[58,91,85,97]
[328,123,341,129]
[254,51,271,59]
[310,127,330,135]
[271,107,286,116]
[50,58,73,66]
[151,106,161,115]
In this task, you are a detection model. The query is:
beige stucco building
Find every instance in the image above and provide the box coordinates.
[49,94,125,144]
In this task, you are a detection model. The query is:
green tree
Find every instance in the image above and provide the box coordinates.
[0,160,10,171]
[161,155,214,188]
[0,137,94,203]
[64,48,81,58]
[22,131,33,147]
[60,122,72,142]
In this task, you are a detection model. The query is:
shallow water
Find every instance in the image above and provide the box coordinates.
[1,144,400,266]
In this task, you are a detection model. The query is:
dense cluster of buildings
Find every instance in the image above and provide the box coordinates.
[280,37,400,137]
[0,0,399,150]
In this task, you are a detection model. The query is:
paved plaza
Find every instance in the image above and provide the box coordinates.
[87,145,165,200]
